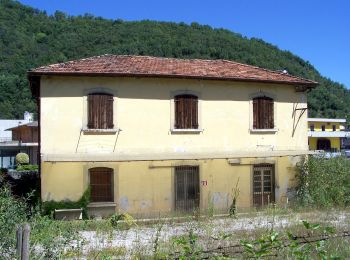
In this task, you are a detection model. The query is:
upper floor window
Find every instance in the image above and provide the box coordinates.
[253,96,274,129]
[321,125,325,131]
[88,93,114,129]
[174,94,198,129]
[332,125,336,131]
[310,124,315,131]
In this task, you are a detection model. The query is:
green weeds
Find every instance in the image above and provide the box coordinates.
[296,156,350,207]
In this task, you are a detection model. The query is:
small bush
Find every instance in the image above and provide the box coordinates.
[16,164,38,171]
[15,152,29,165]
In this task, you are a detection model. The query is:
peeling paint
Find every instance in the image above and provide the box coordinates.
[139,200,152,209]
[120,196,129,211]
[212,192,229,209]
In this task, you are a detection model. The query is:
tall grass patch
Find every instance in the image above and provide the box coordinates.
[296,156,350,207]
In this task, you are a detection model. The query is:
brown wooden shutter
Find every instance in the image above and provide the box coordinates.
[106,95,114,129]
[88,93,114,129]
[175,95,183,129]
[190,96,198,129]
[253,99,258,129]
[88,94,97,129]
[267,98,274,129]
[174,94,198,129]
[253,97,274,129]
[90,167,113,202]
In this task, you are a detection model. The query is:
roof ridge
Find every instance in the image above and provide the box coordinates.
[220,59,317,83]
[114,55,318,83]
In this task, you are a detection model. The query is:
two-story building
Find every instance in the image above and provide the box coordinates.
[308,118,348,156]
[0,112,38,168]
[28,55,317,218]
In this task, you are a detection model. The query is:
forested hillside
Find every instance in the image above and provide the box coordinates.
[1,0,349,120]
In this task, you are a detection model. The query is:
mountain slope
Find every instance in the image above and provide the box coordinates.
[0,0,349,120]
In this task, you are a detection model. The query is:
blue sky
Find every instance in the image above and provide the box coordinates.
[19,0,350,87]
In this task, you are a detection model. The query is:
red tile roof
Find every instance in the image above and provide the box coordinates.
[28,55,317,86]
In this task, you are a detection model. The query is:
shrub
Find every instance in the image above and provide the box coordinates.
[30,214,80,259]
[296,155,350,207]
[16,164,39,171]
[42,188,91,218]
[0,185,28,258]
[15,152,29,165]
[0,185,81,259]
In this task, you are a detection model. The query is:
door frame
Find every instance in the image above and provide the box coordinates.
[173,164,200,213]
[252,164,275,207]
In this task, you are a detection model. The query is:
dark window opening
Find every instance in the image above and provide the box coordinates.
[90,167,113,202]
[321,125,326,131]
[174,94,198,129]
[310,124,315,131]
[332,125,336,131]
[253,97,274,129]
[88,93,114,129]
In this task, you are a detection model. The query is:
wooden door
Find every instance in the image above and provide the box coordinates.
[253,164,275,207]
[175,166,200,212]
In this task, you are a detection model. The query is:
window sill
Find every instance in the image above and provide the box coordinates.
[249,128,278,134]
[87,202,116,208]
[170,128,204,134]
[82,128,120,135]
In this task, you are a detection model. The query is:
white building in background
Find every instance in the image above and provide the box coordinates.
[0,112,35,168]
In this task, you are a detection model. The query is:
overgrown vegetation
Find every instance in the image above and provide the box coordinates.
[3,155,350,258]
[0,186,28,258]
[296,156,350,207]
[1,182,350,258]
[0,0,349,120]
[16,164,38,171]
[240,220,339,259]
[42,188,91,218]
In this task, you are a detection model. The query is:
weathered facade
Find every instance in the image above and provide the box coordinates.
[29,55,317,218]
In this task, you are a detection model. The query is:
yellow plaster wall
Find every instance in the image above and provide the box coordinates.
[41,156,298,217]
[40,76,307,215]
[308,122,342,131]
[40,76,309,158]
[308,137,341,150]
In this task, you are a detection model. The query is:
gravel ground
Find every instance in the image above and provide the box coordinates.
[75,210,350,258]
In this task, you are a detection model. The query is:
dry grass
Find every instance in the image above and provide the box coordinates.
[56,207,350,259]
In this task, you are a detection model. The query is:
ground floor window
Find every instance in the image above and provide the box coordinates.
[253,164,275,207]
[175,165,200,212]
[0,149,20,168]
[89,167,113,202]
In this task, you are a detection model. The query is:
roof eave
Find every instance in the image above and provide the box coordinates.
[27,71,318,88]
